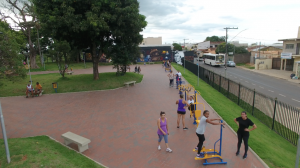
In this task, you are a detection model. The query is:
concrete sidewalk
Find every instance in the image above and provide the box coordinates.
[238,67,300,85]
[1,64,267,168]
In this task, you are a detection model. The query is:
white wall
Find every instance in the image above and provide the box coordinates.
[282,41,298,55]
[197,41,210,50]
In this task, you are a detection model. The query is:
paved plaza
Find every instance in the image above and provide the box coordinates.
[0,65,266,168]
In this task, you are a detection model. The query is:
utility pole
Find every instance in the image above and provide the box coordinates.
[183,39,189,74]
[259,42,261,59]
[224,27,238,78]
[0,102,10,163]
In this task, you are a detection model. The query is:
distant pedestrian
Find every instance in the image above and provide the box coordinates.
[167,70,175,87]
[195,110,224,158]
[176,94,189,130]
[138,66,141,73]
[157,111,172,152]
[234,111,257,159]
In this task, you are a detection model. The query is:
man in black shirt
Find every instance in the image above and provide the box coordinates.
[234,111,257,159]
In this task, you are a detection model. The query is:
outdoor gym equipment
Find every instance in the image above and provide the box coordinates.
[193,120,227,165]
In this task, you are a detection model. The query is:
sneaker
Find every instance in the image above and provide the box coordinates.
[26,96,28,98]
[177,126,179,128]
[236,151,240,156]
[196,154,204,158]
[166,148,172,152]
[183,127,188,130]
[158,146,161,150]
[195,147,198,150]
[243,154,247,159]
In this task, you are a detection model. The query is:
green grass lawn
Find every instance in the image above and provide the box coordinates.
[0,72,143,97]
[172,63,298,168]
[236,63,255,69]
[29,62,94,72]
[0,136,103,168]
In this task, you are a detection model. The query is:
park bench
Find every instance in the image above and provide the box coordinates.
[148,62,154,65]
[66,71,74,75]
[61,132,91,153]
[124,81,136,87]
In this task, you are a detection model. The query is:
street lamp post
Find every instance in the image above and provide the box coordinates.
[0,32,11,164]
[224,27,238,78]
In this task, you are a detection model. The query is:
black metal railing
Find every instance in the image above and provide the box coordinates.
[183,60,300,145]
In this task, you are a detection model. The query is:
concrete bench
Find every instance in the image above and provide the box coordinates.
[148,62,154,65]
[66,71,74,75]
[124,81,136,87]
[61,132,91,153]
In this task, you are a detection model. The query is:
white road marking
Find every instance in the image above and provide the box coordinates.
[279,94,286,97]
[259,86,264,89]
[252,83,256,85]
[292,99,300,103]
[268,90,274,92]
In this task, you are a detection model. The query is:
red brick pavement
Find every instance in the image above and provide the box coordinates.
[0,65,266,168]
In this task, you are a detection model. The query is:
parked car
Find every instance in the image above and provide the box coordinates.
[227,61,236,67]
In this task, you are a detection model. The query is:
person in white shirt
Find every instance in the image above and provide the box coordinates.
[195,110,225,158]
[187,96,195,117]
[167,71,175,87]
[26,83,33,98]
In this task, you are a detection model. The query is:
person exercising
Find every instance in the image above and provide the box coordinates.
[234,111,257,159]
[195,110,224,158]
[176,94,189,130]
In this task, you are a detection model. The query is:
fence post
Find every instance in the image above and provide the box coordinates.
[252,89,256,115]
[238,83,241,105]
[272,98,278,130]
[212,72,215,88]
[295,136,300,168]
[219,75,221,92]
[202,67,204,80]
[227,79,230,98]
[197,63,199,86]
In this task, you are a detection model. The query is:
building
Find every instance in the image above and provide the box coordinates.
[197,41,223,50]
[278,26,300,76]
[229,41,248,47]
[140,37,162,45]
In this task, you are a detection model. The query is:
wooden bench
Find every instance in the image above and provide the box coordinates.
[61,132,91,153]
[124,81,136,87]
[148,62,154,65]
[66,71,74,75]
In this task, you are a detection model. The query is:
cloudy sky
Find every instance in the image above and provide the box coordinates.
[138,0,300,45]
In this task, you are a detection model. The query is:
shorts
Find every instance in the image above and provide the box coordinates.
[158,134,168,143]
[177,111,186,115]
[188,104,195,111]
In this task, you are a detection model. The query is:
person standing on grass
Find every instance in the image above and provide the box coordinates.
[167,70,175,87]
[176,94,189,130]
[157,111,172,152]
[195,110,224,158]
[234,111,257,159]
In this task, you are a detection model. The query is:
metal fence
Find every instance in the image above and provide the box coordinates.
[183,60,300,145]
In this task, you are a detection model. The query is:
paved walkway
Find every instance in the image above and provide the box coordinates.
[1,65,266,168]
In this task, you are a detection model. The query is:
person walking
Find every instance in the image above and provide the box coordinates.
[234,111,257,159]
[195,110,224,158]
[176,94,189,130]
[157,111,172,152]
[167,70,175,87]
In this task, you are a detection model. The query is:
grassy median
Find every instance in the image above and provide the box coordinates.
[0,136,104,168]
[0,72,143,97]
[172,63,298,168]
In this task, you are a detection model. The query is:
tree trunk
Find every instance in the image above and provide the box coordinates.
[27,28,39,69]
[92,42,99,80]
[77,51,80,63]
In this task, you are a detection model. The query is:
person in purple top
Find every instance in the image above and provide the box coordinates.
[176,94,189,130]
[157,111,172,152]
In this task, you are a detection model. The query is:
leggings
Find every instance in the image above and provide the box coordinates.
[169,79,174,86]
[237,132,249,155]
[158,134,168,143]
[196,133,205,154]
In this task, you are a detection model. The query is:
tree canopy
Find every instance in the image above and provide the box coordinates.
[172,43,182,51]
[216,42,248,54]
[34,0,146,79]
[0,20,27,85]
[204,36,225,42]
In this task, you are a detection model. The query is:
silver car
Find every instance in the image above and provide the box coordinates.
[227,61,236,67]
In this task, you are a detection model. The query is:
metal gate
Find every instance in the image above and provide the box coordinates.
[286,58,294,71]
[272,58,281,70]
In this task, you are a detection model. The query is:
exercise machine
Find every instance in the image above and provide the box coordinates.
[193,120,227,165]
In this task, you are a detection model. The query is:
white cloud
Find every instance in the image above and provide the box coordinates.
[138,0,300,45]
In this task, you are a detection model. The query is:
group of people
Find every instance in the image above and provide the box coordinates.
[26,82,43,98]
[157,94,257,159]
[162,60,171,68]
[167,70,182,87]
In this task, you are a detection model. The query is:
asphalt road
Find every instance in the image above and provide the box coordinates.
[196,62,300,108]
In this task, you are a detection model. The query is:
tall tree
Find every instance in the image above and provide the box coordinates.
[204,36,225,42]
[1,0,40,68]
[216,43,248,54]
[0,20,27,85]
[172,43,182,51]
